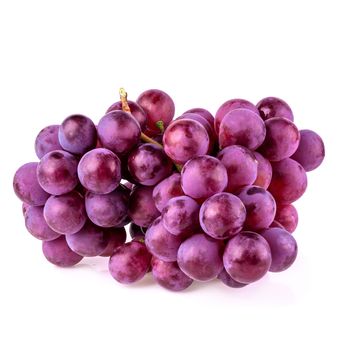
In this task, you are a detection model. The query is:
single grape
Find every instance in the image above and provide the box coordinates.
[109,241,151,284]
[128,143,173,186]
[256,97,294,121]
[77,148,121,194]
[162,195,200,236]
[128,186,160,227]
[217,269,247,288]
[22,202,30,217]
[36,150,78,195]
[219,108,266,150]
[163,119,210,164]
[145,217,182,262]
[129,223,146,239]
[217,145,258,192]
[237,186,276,230]
[260,228,298,272]
[152,173,184,212]
[44,191,87,234]
[13,162,50,206]
[275,204,298,233]
[42,236,83,267]
[199,192,246,239]
[223,231,271,284]
[66,222,109,257]
[97,110,141,155]
[136,89,175,132]
[181,155,228,201]
[100,227,127,257]
[184,108,214,129]
[106,100,147,130]
[58,114,97,155]
[252,151,273,189]
[259,117,300,161]
[268,158,307,203]
[151,258,193,292]
[177,233,223,281]
[269,220,285,229]
[291,129,325,171]
[215,98,259,134]
[25,206,61,241]
[35,125,62,159]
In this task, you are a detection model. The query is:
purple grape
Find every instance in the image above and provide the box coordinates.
[181,155,228,201]
[152,173,184,212]
[145,217,182,262]
[291,129,325,171]
[77,148,121,194]
[217,145,258,192]
[275,204,298,233]
[44,191,86,234]
[184,108,214,129]
[199,192,246,239]
[269,158,307,204]
[97,110,141,155]
[85,187,129,227]
[128,186,160,227]
[252,151,273,189]
[25,206,61,241]
[177,233,223,281]
[42,236,83,267]
[37,150,78,195]
[136,89,175,132]
[151,258,193,291]
[22,202,30,216]
[223,231,271,284]
[260,228,298,272]
[128,143,172,186]
[237,186,276,230]
[163,119,210,164]
[219,108,266,150]
[215,98,259,134]
[13,162,50,206]
[35,125,63,159]
[259,118,300,161]
[129,223,146,239]
[106,100,147,130]
[58,114,97,155]
[256,97,294,121]
[66,222,109,257]
[162,195,200,236]
[109,241,151,284]
[217,269,247,288]
[100,227,127,257]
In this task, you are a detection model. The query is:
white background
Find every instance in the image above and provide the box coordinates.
[0,1,348,349]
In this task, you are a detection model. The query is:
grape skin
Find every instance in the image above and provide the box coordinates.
[252,151,272,189]
[35,125,63,159]
[275,204,298,233]
[256,97,294,121]
[184,108,214,129]
[100,227,127,257]
[218,269,247,288]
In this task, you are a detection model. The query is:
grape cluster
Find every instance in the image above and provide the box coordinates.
[13,89,325,291]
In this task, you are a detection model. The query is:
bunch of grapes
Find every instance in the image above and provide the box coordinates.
[13,88,325,292]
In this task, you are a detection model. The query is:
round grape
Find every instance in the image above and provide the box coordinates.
[275,204,298,233]
[35,125,62,159]
[184,108,214,128]
[256,97,294,121]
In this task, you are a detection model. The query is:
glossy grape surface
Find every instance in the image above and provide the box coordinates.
[256,97,294,121]
[275,204,298,233]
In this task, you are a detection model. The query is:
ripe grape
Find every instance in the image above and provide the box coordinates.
[217,269,247,288]
[58,114,97,155]
[237,186,276,230]
[219,108,266,150]
[260,228,298,272]
[181,155,228,200]
[256,97,294,121]
[151,258,193,291]
[217,145,258,192]
[129,223,146,239]
[162,195,200,236]
[259,117,300,161]
[145,217,182,262]
[223,231,271,284]
[109,241,151,284]
[37,150,78,195]
[269,158,307,203]
[77,148,121,194]
[275,204,298,233]
[42,236,83,267]
[177,233,223,281]
[184,108,214,129]
[44,191,87,234]
[128,143,173,185]
[35,125,62,159]
[252,151,272,189]
[291,129,325,171]
[100,227,127,257]
[199,192,246,239]
[13,162,50,206]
